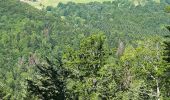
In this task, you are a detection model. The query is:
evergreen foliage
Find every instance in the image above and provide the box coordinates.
[27,57,67,100]
[0,0,170,99]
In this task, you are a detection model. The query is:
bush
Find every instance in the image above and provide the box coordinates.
[165,6,170,13]
[46,6,53,11]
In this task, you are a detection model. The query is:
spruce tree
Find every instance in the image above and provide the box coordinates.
[27,57,68,100]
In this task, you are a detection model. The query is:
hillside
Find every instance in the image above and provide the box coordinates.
[20,0,113,9]
[21,0,161,9]
[0,0,170,99]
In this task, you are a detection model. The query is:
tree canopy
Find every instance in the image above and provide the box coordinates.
[0,0,170,99]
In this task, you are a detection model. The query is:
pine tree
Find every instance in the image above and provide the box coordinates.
[165,26,170,62]
[27,57,68,100]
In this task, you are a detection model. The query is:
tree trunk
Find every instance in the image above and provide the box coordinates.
[156,42,160,100]
[156,79,160,100]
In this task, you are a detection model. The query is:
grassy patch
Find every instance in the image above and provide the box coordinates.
[21,0,113,9]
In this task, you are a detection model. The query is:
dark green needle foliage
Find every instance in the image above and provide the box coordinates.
[165,26,170,62]
[27,57,67,100]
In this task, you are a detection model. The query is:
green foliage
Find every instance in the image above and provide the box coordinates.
[165,26,170,62]
[165,6,170,13]
[27,57,67,99]
[120,36,170,99]
[63,34,113,99]
[46,6,53,11]
[27,34,170,99]
[165,0,170,4]
[0,0,170,99]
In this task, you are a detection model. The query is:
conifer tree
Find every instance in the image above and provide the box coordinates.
[27,57,68,100]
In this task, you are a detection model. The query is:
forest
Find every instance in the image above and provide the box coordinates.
[0,0,170,99]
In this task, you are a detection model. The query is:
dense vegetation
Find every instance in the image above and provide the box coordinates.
[0,0,170,99]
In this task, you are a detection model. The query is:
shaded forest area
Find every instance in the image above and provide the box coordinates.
[0,0,170,99]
